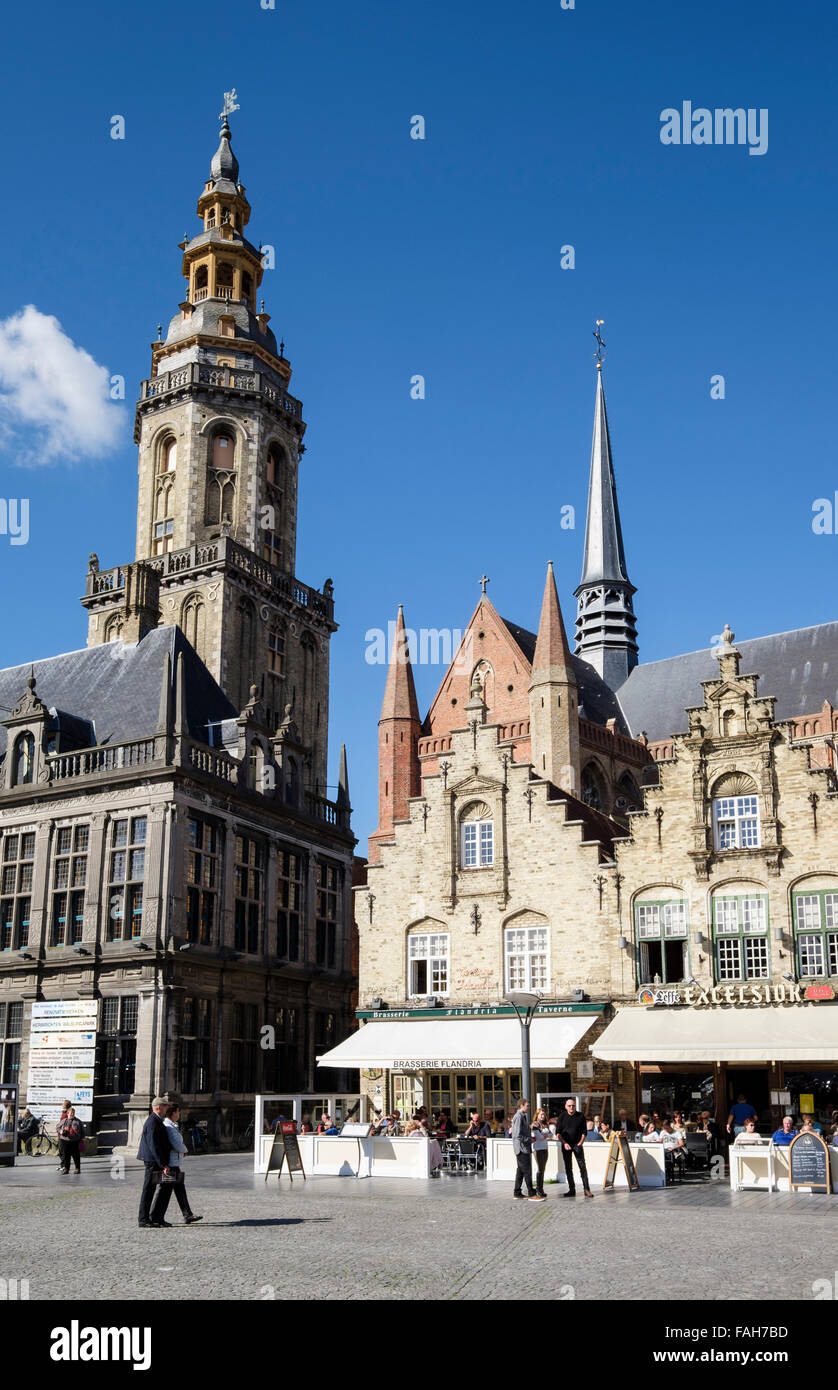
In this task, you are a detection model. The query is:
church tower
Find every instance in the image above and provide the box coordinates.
[368,606,421,864]
[82,110,336,792]
[574,360,638,690]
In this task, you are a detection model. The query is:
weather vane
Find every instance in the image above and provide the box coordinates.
[219,89,240,121]
[593,319,606,369]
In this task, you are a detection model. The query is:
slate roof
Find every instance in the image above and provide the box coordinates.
[502,618,630,731]
[0,627,237,758]
[616,620,838,742]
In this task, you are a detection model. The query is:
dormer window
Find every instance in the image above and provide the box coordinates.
[12,733,34,787]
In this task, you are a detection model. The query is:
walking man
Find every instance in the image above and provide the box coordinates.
[163,1104,203,1225]
[557,1098,594,1199]
[511,1098,542,1201]
[137,1097,174,1229]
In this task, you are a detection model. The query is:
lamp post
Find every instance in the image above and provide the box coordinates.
[505,991,542,1105]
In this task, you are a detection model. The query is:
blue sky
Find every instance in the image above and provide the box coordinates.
[0,0,836,845]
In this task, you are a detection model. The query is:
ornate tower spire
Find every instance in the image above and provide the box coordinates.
[529,562,580,793]
[369,606,421,863]
[574,348,638,689]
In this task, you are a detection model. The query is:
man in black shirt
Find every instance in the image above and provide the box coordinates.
[556,1098,594,1199]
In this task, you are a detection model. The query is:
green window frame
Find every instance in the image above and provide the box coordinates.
[792,890,838,979]
[634,899,689,986]
[712,894,770,982]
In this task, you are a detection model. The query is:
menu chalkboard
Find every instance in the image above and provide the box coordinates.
[789,1130,831,1193]
[264,1120,307,1183]
[603,1132,639,1191]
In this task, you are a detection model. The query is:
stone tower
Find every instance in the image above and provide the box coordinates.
[368,606,421,864]
[528,561,581,793]
[82,113,336,792]
[574,364,638,689]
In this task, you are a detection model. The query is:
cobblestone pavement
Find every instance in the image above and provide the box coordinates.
[2,1154,836,1301]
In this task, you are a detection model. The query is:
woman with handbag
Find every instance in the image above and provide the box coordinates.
[56,1106,84,1174]
[159,1105,203,1225]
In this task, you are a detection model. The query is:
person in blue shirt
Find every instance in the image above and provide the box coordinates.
[801,1113,823,1134]
[727,1094,758,1137]
[771,1116,796,1146]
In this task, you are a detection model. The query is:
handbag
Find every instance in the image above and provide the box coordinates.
[152,1168,182,1185]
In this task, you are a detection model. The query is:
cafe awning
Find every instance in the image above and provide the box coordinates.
[317,1016,598,1071]
[591,1005,838,1063]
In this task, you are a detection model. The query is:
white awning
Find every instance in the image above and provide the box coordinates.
[318,1016,598,1071]
[591,1005,838,1064]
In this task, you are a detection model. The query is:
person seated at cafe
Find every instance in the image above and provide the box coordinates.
[831,1125,838,1148]
[482,1107,496,1134]
[435,1108,457,1139]
[405,1119,443,1173]
[636,1112,650,1135]
[641,1122,660,1143]
[300,1113,314,1134]
[615,1109,636,1133]
[659,1121,686,1151]
[585,1118,604,1141]
[771,1115,796,1146]
[733,1118,763,1145]
[316,1112,333,1134]
[698,1110,721,1154]
[464,1111,490,1140]
[598,1118,613,1142]
[800,1112,822,1134]
[672,1110,688,1137]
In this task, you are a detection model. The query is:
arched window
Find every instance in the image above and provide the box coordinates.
[581,763,606,811]
[471,659,494,710]
[460,801,493,869]
[301,634,317,747]
[182,597,206,655]
[241,271,253,301]
[194,264,209,299]
[211,431,235,469]
[155,480,172,520]
[266,445,282,488]
[711,773,760,850]
[12,733,34,786]
[104,614,124,643]
[159,438,177,473]
[616,772,642,813]
[721,709,737,736]
[216,262,233,298]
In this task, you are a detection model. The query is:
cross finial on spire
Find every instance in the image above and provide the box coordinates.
[593,319,606,370]
[479,574,490,596]
[219,89,240,122]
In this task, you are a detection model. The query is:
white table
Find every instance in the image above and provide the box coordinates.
[729,1140,776,1191]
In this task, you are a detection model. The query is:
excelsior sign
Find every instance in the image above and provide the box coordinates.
[639,982,834,1008]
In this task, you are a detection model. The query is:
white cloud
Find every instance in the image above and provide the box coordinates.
[0,305,125,466]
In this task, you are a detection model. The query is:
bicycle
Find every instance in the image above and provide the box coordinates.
[182,1119,210,1155]
[236,1118,255,1151]
[30,1121,60,1158]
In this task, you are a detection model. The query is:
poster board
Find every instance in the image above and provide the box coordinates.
[789,1130,831,1193]
[264,1120,306,1182]
[341,1122,373,1137]
[602,1132,639,1191]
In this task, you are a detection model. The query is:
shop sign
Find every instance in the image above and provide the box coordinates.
[639,982,828,1007]
[805,984,835,1001]
[391,1058,483,1070]
[358,1003,603,1021]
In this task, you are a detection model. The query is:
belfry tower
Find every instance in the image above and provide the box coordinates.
[82,110,336,791]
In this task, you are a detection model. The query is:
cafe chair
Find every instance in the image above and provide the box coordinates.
[684,1133,711,1171]
[457,1138,481,1174]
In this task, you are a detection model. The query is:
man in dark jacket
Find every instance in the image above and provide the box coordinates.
[137,1098,174,1228]
[17,1108,39,1155]
[557,1098,594,1199]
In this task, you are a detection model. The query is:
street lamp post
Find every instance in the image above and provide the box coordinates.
[504,991,543,1104]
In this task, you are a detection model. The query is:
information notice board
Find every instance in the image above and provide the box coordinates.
[789,1130,832,1193]
[265,1120,306,1182]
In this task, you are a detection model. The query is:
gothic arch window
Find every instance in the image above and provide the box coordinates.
[301,633,317,748]
[581,762,606,811]
[104,614,124,643]
[238,600,257,708]
[12,732,35,786]
[182,597,206,656]
[266,444,284,488]
[459,800,493,869]
[158,437,177,473]
[616,772,642,813]
[155,479,173,520]
[711,772,760,851]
